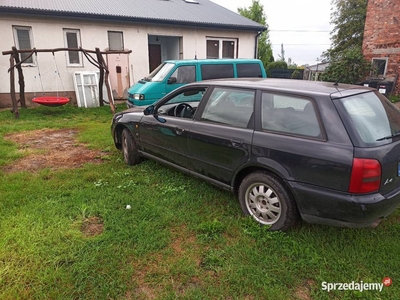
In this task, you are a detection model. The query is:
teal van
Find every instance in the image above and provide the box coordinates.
[126,58,267,107]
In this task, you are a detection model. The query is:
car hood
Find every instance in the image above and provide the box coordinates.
[113,106,147,124]
[124,106,147,114]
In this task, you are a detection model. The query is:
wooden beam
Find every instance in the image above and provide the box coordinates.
[95,48,105,107]
[12,46,26,108]
[9,56,19,119]
[2,47,132,56]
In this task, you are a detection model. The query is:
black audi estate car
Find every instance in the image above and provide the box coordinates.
[111,78,400,231]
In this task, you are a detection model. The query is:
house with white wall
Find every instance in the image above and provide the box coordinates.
[0,0,265,108]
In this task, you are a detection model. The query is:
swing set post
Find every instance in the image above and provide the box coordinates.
[95,47,115,114]
[9,55,19,119]
[95,48,104,107]
[11,46,26,108]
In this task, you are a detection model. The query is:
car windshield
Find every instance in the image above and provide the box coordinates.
[143,63,175,82]
[336,91,400,146]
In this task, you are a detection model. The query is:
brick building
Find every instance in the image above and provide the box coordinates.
[362,0,400,95]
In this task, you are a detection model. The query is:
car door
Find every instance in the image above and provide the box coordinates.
[139,86,206,168]
[187,87,256,186]
[165,65,196,95]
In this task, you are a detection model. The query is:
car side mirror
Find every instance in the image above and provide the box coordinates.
[143,105,166,123]
[167,77,177,84]
[143,105,154,115]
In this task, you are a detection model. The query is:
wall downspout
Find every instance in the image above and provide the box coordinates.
[254,30,264,59]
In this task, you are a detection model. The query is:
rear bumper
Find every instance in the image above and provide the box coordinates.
[288,181,400,228]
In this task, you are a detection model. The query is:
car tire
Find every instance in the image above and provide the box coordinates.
[121,128,142,166]
[238,172,299,231]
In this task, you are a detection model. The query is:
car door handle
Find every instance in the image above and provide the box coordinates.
[231,138,243,147]
[175,127,185,135]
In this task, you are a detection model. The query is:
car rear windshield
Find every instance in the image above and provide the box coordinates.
[335,91,400,147]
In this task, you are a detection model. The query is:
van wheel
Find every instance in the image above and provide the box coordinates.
[238,172,299,231]
[121,128,142,166]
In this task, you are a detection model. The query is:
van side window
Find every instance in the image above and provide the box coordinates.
[261,93,322,138]
[170,66,196,84]
[237,63,263,78]
[201,64,234,80]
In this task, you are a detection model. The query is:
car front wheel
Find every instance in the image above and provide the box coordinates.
[238,172,298,231]
[121,128,142,166]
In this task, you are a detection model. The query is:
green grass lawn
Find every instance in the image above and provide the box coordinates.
[0,105,399,299]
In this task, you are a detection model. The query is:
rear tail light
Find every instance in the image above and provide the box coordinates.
[349,158,381,193]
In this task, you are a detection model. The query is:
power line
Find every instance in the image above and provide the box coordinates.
[270,29,331,32]
[271,44,331,46]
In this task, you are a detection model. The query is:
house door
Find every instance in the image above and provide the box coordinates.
[107,54,130,99]
[148,44,162,72]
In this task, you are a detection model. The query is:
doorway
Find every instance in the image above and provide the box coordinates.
[148,35,182,72]
[148,44,162,73]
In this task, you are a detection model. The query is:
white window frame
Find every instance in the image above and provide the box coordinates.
[206,37,237,59]
[12,25,35,65]
[63,28,83,67]
[371,57,388,77]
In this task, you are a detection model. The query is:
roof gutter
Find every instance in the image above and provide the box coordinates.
[0,8,266,32]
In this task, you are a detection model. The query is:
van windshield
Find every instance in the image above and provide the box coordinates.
[335,91,400,147]
[142,63,174,82]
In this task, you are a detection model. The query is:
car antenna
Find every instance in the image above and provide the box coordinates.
[334,77,342,86]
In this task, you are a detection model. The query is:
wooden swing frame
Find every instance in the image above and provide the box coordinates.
[2,46,132,118]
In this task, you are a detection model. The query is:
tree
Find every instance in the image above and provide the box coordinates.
[322,0,368,61]
[320,0,370,83]
[238,0,274,67]
[320,47,371,83]
[277,43,285,62]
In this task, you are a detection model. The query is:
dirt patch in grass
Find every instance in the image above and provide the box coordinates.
[128,225,202,299]
[81,216,104,237]
[3,128,105,173]
[294,279,316,300]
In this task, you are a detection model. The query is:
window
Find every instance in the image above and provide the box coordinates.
[337,92,400,145]
[222,41,235,58]
[108,31,124,51]
[237,63,263,78]
[261,93,321,138]
[13,26,33,64]
[201,64,234,80]
[169,66,196,84]
[372,58,387,77]
[157,87,206,118]
[201,87,255,128]
[206,38,237,59]
[64,29,82,66]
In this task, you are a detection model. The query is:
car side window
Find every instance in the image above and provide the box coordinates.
[169,66,196,84]
[201,87,255,128]
[262,93,321,138]
[157,87,206,118]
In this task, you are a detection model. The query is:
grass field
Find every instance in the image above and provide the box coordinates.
[0,105,399,299]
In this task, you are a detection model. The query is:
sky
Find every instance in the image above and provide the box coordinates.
[211,0,334,66]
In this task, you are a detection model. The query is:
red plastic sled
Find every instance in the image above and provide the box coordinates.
[32,96,70,107]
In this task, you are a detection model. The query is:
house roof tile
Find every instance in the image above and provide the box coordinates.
[0,0,265,31]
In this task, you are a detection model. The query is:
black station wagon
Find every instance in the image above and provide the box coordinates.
[111,78,400,231]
